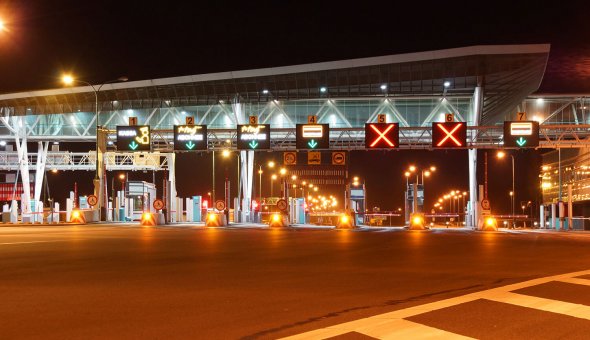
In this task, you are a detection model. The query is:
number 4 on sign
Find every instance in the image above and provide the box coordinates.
[307,115,317,124]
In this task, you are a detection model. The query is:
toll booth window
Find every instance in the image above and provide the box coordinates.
[132,195,148,211]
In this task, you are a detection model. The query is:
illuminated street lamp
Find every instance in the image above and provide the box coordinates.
[62,74,128,221]
[271,174,277,197]
[498,151,515,226]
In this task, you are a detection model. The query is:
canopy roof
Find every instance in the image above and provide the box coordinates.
[0,44,550,125]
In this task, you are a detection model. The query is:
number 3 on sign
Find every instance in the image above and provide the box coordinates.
[307,115,317,124]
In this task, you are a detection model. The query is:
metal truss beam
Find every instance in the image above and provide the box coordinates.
[0,151,172,171]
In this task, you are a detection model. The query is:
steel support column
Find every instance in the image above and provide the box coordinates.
[468,85,483,229]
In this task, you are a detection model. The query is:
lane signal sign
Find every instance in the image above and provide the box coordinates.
[432,122,467,148]
[503,121,539,148]
[365,123,399,149]
[296,124,330,149]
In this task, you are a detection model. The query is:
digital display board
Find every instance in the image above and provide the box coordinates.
[296,124,330,149]
[116,125,151,151]
[174,125,208,151]
[503,121,539,148]
[236,124,271,150]
[432,122,467,148]
[365,123,399,149]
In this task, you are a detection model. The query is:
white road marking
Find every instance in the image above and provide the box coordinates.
[557,277,590,286]
[0,240,65,245]
[282,269,590,339]
[487,291,590,320]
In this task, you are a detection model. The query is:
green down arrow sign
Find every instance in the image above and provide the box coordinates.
[249,140,259,149]
[129,141,139,150]
[185,141,196,150]
[516,137,527,147]
[307,139,318,149]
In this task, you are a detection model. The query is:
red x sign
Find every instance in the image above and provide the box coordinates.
[365,123,399,149]
[432,122,467,148]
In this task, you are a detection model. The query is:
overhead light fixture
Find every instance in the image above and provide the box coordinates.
[262,89,269,94]
[0,141,6,146]
[443,81,451,88]
[320,87,327,93]
[380,84,387,90]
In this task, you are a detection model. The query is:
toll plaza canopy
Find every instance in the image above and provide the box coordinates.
[0,44,550,133]
[0,44,553,228]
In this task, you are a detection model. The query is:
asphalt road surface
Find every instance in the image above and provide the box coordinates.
[1,224,590,339]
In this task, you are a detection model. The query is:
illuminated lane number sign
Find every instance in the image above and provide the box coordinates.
[116,125,151,151]
[503,121,539,148]
[174,125,207,151]
[365,123,399,149]
[432,122,467,148]
[236,124,271,150]
[296,124,330,149]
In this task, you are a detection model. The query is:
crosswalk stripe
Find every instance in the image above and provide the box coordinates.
[556,277,590,286]
[281,269,590,339]
[486,291,590,320]
[348,319,474,339]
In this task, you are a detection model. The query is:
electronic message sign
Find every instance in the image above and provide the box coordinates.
[432,122,467,148]
[296,124,330,149]
[236,124,271,150]
[174,125,207,151]
[116,125,151,151]
[365,123,399,149]
[503,121,539,148]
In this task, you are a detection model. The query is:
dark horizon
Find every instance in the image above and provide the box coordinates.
[0,1,589,94]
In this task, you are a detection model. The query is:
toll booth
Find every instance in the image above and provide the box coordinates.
[125,181,156,221]
[290,197,305,224]
[261,197,282,224]
[405,184,424,222]
[347,186,366,225]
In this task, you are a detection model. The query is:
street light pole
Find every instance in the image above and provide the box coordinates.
[212,150,216,204]
[62,75,128,221]
[258,165,263,201]
[511,154,515,227]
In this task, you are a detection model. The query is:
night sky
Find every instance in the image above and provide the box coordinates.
[1,1,588,213]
